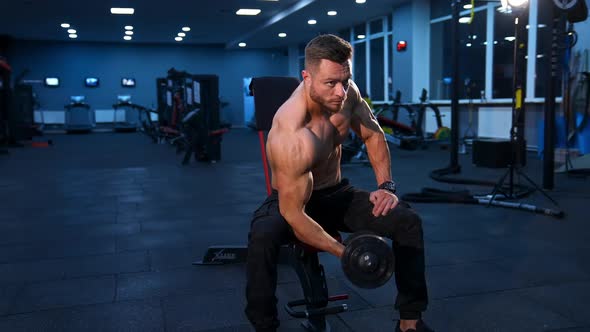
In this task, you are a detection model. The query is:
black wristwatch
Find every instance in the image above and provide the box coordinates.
[378,180,397,194]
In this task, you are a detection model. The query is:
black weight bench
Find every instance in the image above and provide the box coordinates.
[284,232,348,332]
[195,236,348,332]
[195,76,348,331]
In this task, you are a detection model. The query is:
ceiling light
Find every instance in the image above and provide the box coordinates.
[506,0,528,7]
[67,29,76,34]
[236,9,261,16]
[69,34,77,39]
[356,0,367,3]
[124,36,132,41]
[464,4,473,9]
[61,23,70,28]
[111,7,135,15]
[494,40,498,44]
[504,36,516,41]
[278,32,287,38]
[125,31,133,35]
[459,17,472,23]
[125,26,133,30]
[327,11,337,16]
[357,34,366,39]
[466,43,472,47]
[238,42,247,47]
[182,27,191,32]
[178,32,186,37]
[175,37,183,42]
[308,19,317,25]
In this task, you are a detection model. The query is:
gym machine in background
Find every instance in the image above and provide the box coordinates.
[112,95,160,142]
[64,96,95,133]
[110,95,141,132]
[1,36,47,149]
[155,68,228,164]
[543,0,589,186]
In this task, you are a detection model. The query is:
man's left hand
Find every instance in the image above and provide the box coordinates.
[369,190,399,217]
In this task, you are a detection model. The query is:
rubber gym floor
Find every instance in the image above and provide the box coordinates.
[0,128,589,332]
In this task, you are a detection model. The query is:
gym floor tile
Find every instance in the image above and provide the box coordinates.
[10,275,116,314]
[422,291,577,332]
[162,289,249,331]
[0,284,22,316]
[514,281,590,325]
[0,299,164,332]
[338,306,398,332]
[116,231,192,251]
[425,238,514,265]
[489,254,590,286]
[116,266,247,301]
[0,237,117,263]
[426,261,530,299]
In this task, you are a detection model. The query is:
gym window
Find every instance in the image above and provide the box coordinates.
[430,0,558,101]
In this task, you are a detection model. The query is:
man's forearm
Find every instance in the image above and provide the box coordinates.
[286,212,345,257]
[364,132,392,185]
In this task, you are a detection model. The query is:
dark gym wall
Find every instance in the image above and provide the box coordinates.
[7,40,289,126]
[391,3,413,102]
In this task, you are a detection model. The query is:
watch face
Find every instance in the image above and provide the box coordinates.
[380,181,396,193]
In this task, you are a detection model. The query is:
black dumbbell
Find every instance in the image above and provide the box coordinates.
[341,232,395,289]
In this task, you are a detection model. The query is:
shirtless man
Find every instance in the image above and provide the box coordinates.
[245,34,433,332]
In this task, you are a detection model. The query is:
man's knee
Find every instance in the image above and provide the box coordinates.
[389,203,424,248]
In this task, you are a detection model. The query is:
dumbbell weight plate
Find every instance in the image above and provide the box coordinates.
[341,233,395,289]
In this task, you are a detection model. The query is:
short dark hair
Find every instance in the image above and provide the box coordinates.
[304,34,352,72]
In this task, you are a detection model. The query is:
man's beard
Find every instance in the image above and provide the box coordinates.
[310,85,344,113]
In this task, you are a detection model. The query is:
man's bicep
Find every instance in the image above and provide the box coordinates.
[269,134,314,216]
[276,170,313,218]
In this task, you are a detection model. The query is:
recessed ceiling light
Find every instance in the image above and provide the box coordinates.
[125,31,133,35]
[327,11,337,16]
[182,27,191,32]
[504,36,516,41]
[278,32,287,38]
[357,34,366,39]
[238,42,247,47]
[308,19,317,25]
[175,37,183,42]
[356,0,366,3]
[61,23,70,28]
[125,25,133,30]
[111,7,135,15]
[466,43,472,47]
[69,34,77,39]
[236,9,261,16]
[124,36,132,41]
[67,29,76,34]
[458,17,472,23]
[178,32,186,37]
[463,4,473,9]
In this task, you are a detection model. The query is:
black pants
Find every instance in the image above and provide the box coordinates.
[245,179,428,331]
